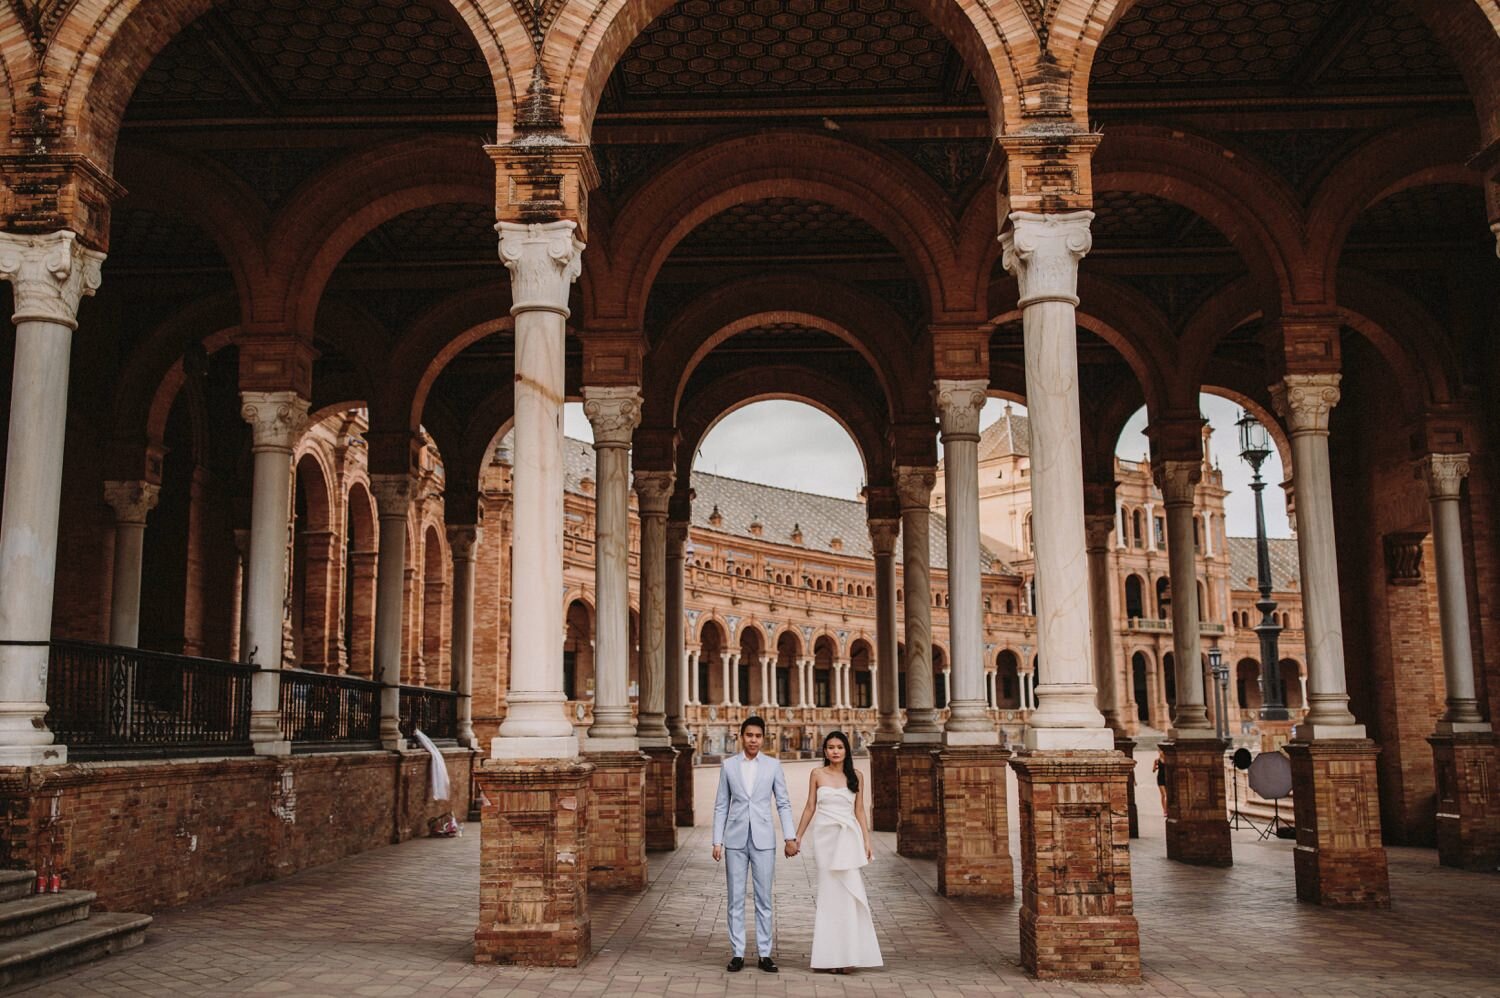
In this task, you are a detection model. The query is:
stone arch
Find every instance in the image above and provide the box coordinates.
[591,132,962,327]
[1124,574,1146,620]
[849,638,874,709]
[344,480,378,678]
[995,648,1021,709]
[564,598,594,701]
[1336,285,1462,419]
[49,0,513,169]
[555,0,1019,146]
[292,450,335,670]
[381,294,516,437]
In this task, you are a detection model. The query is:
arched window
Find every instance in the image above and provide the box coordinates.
[1125,575,1145,619]
[1132,509,1144,548]
[1024,513,1034,552]
[1155,577,1171,620]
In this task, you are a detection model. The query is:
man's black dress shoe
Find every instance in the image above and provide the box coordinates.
[726,956,744,972]
[758,956,779,973]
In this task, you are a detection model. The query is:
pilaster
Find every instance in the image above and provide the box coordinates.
[936,747,1013,897]
[1159,739,1232,867]
[1286,740,1390,907]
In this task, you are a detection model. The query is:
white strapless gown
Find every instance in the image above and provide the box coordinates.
[808,786,883,969]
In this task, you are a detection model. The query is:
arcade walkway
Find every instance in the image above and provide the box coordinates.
[15,758,1500,997]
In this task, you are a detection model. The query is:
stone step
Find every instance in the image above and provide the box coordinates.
[0,890,94,939]
[0,911,151,991]
[0,871,35,904]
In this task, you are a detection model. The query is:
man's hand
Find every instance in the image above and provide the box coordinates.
[784,839,799,858]
[713,844,723,863]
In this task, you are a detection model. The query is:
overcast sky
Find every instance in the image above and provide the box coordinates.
[562,395,1291,538]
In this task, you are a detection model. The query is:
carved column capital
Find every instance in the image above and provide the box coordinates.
[497,220,584,316]
[581,385,643,447]
[1271,373,1341,435]
[0,230,105,329]
[868,517,900,556]
[893,465,936,511]
[1084,514,1115,551]
[999,211,1093,308]
[933,379,988,442]
[368,473,414,519]
[632,470,675,516]
[239,391,309,453]
[1418,452,1470,501]
[666,520,690,549]
[446,524,482,560]
[1152,459,1202,507]
[102,480,161,525]
[1384,532,1426,586]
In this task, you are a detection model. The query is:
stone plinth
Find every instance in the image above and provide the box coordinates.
[1286,740,1390,908]
[1160,738,1232,867]
[1115,736,1139,839]
[585,752,647,891]
[474,759,593,967]
[896,744,940,858]
[641,746,679,851]
[868,743,899,832]
[936,747,1013,897]
[1011,750,1139,981]
[674,745,696,828]
[1429,732,1500,872]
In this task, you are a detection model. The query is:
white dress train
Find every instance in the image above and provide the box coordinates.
[808,786,883,969]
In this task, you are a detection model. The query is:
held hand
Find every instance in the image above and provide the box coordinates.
[713,844,723,863]
[784,839,799,858]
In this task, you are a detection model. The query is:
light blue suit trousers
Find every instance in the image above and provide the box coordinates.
[725,843,775,958]
[713,752,797,958]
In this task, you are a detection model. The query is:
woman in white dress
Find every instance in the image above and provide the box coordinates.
[793,730,883,974]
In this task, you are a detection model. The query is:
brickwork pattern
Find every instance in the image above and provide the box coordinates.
[1160,738,1232,867]
[474,760,593,967]
[1429,732,1500,871]
[584,752,647,891]
[1116,736,1140,838]
[641,746,678,852]
[1011,750,1140,981]
[936,747,1013,897]
[895,745,940,858]
[1287,739,1391,908]
[868,743,898,832]
[0,749,473,914]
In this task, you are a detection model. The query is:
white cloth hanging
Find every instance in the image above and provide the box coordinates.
[411,729,451,801]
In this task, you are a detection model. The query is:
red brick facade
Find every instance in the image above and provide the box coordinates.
[895,745,941,859]
[1160,739,1232,867]
[1287,740,1391,909]
[585,753,647,891]
[868,744,899,833]
[935,747,1013,897]
[1429,733,1500,871]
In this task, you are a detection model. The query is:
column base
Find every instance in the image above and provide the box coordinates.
[1160,738,1231,867]
[584,752,647,891]
[936,747,1012,897]
[868,743,899,832]
[1011,750,1139,981]
[674,741,696,828]
[474,759,593,967]
[0,744,66,767]
[1114,736,1138,839]
[1287,739,1390,908]
[641,746,679,851]
[896,744,940,858]
[1429,731,1500,872]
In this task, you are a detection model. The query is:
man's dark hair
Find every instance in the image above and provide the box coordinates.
[740,715,767,736]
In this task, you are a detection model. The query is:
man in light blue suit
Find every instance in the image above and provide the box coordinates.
[712,714,797,973]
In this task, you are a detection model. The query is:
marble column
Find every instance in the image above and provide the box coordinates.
[1421,453,1500,870]
[103,480,161,647]
[935,380,996,745]
[687,649,700,705]
[761,656,772,706]
[634,469,678,851]
[0,232,103,765]
[370,474,411,751]
[1156,460,1211,734]
[240,391,310,755]
[721,652,732,707]
[1001,213,1110,750]
[667,517,696,829]
[582,387,641,752]
[1203,510,1215,557]
[1086,490,1139,837]
[447,525,481,749]
[493,221,583,760]
[895,465,942,857]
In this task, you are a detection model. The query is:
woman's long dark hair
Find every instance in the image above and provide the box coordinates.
[822,730,859,793]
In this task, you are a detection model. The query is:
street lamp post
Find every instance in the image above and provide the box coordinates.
[1209,645,1229,741]
[1237,410,1289,721]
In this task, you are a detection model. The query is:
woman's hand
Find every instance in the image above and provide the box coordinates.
[865,839,873,862]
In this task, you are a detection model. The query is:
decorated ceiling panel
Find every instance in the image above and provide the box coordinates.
[1090,191,1231,250]
[674,198,893,257]
[343,202,497,264]
[1346,184,1489,247]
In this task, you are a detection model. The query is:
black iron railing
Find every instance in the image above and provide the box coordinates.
[280,669,382,750]
[399,685,461,742]
[39,639,254,760]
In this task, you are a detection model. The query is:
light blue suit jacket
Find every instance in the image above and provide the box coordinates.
[712,752,797,850]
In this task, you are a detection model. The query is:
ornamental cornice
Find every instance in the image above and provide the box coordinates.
[581,385,642,447]
[368,473,414,518]
[102,480,161,525]
[497,220,584,316]
[446,524,482,559]
[632,470,675,515]
[1271,373,1341,435]
[933,379,988,441]
[1152,459,1201,506]
[239,391,309,452]
[1000,211,1092,308]
[893,465,936,511]
[0,231,105,329]
[1418,452,1470,501]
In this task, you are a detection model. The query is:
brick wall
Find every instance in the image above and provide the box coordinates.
[0,748,474,914]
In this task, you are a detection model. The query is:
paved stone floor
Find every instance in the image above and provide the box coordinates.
[16,755,1500,997]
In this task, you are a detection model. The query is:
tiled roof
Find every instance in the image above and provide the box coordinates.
[978,407,1029,460]
[561,437,1010,574]
[1225,536,1300,592]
